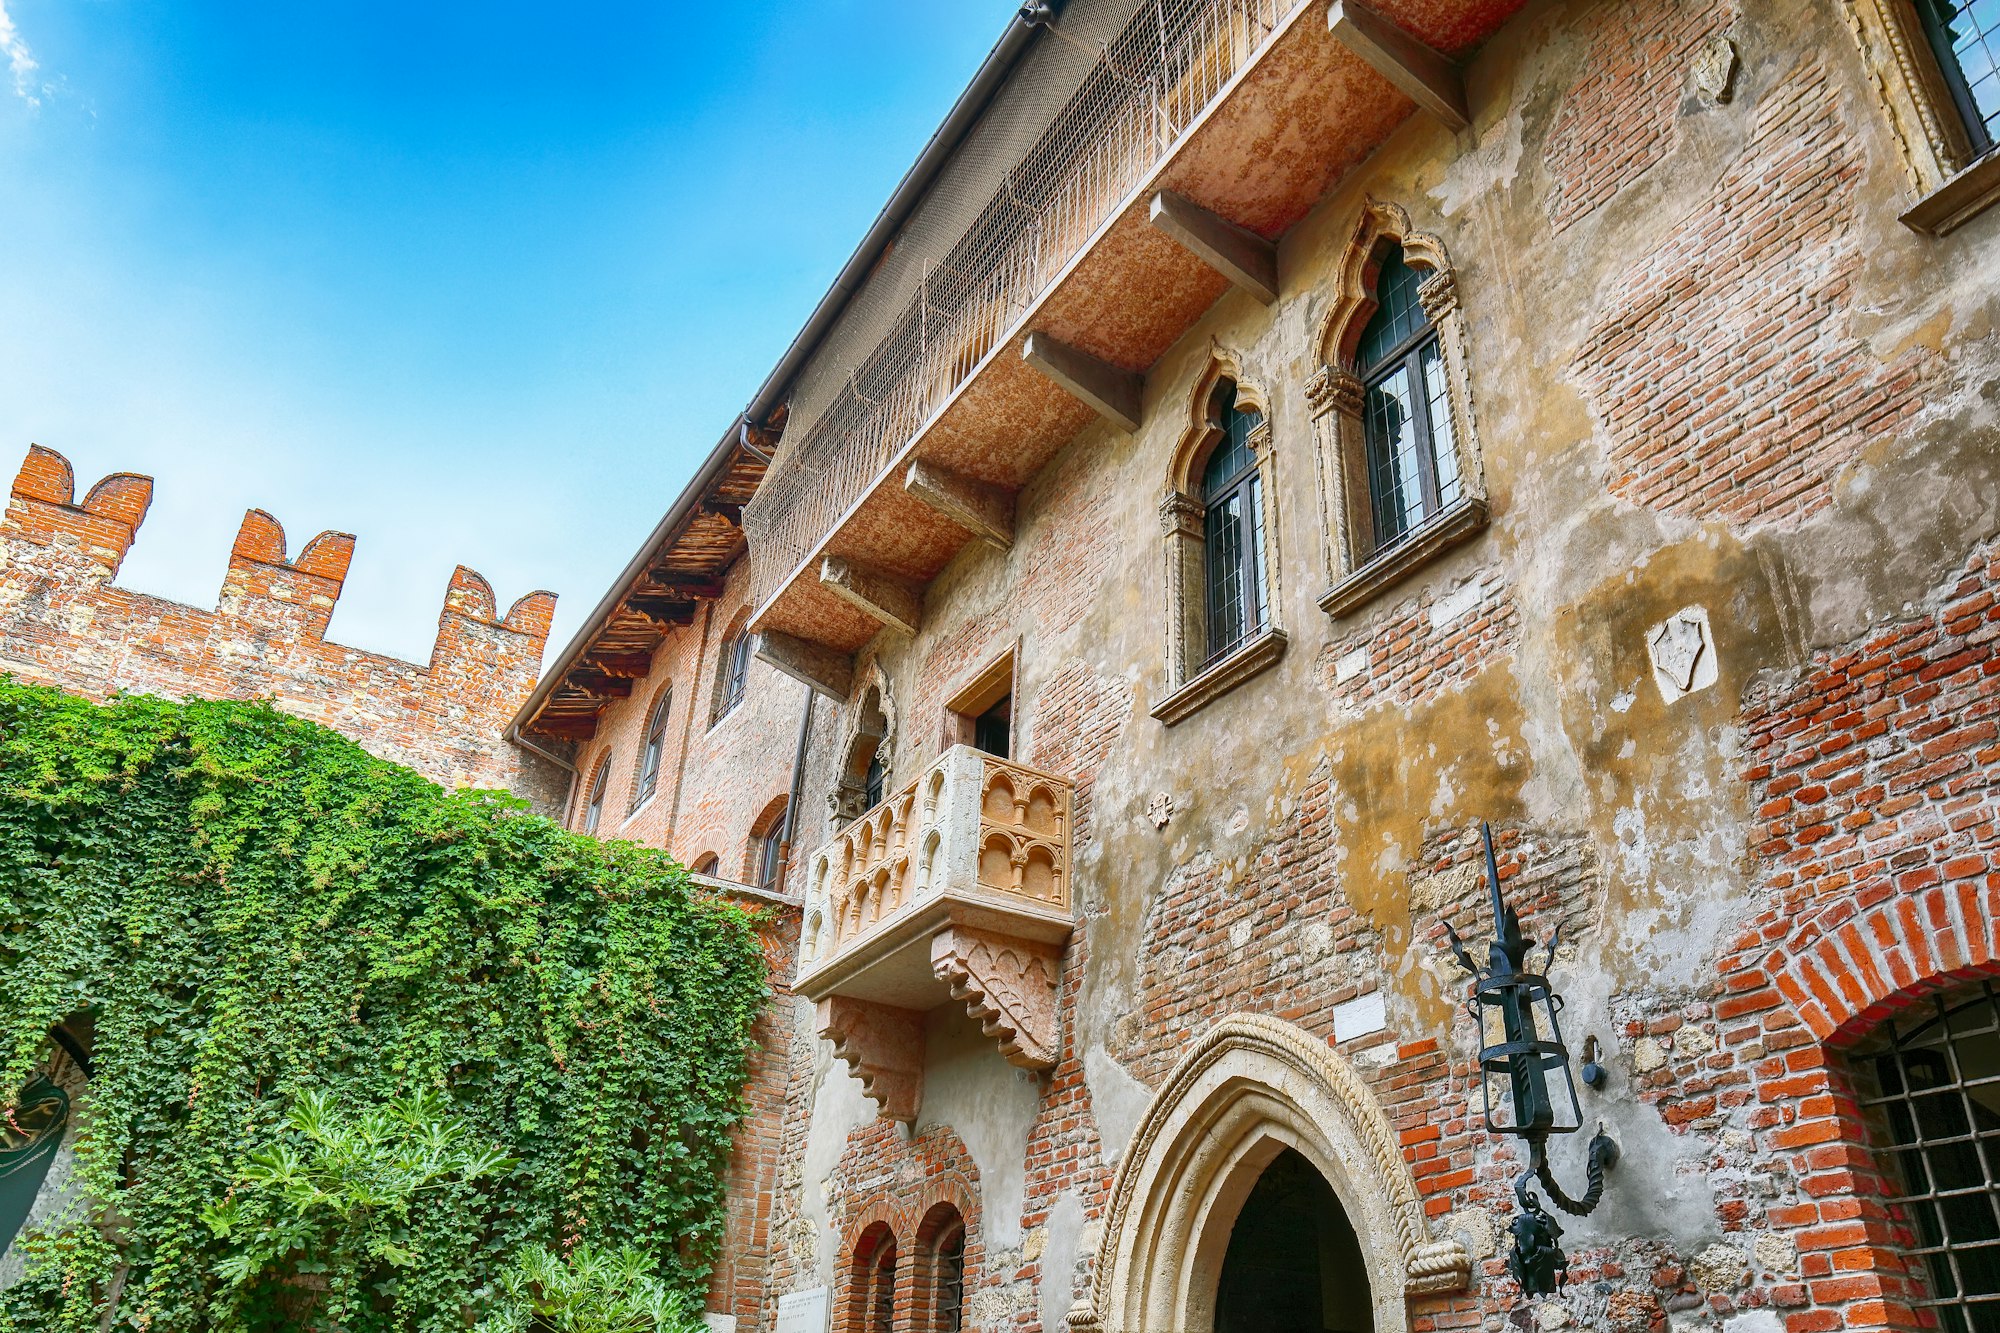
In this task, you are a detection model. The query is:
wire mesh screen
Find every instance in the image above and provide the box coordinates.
[744,0,1297,609]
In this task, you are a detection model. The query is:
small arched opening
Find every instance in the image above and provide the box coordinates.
[835,684,891,825]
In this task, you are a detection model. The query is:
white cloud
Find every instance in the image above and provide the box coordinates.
[0,0,41,106]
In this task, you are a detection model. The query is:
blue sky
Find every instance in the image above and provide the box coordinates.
[0,0,1016,664]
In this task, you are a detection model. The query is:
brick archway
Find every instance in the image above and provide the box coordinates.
[1718,886,2000,1331]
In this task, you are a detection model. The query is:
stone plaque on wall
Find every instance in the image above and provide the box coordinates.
[776,1287,830,1333]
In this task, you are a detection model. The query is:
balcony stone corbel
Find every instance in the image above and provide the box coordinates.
[931,926,1063,1070]
[817,996,926,1124]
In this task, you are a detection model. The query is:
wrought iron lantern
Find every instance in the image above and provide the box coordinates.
[1444,823,1619,1297]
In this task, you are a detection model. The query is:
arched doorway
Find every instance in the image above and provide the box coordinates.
[1072,1015,1468,1333]
[1214,1148,1371,1333]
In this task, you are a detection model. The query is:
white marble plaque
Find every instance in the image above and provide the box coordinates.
[776,1286,830,1333]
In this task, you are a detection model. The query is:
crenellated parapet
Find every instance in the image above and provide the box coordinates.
[0,444,561,805]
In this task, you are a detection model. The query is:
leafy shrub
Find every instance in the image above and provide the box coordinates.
[0,682,769,1331]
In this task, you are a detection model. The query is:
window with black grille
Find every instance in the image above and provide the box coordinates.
[932,1223,965,1333]
[1358,242,1461,557]
[631,687,672,812]
[754,804,787,892]
[1200,382,1269,666]
[716,628,751,721]
[579,760,608,836]
[1917,0,2000,157]
[1850,978,2000,1329]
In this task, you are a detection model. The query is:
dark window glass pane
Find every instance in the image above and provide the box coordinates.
[863,750,887,809]
[974,695,1011,759]
[1205,489,1247,659]
[1365,363,1426,547]
[1356,242,1429,372]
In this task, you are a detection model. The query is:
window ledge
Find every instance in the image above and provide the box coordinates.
[1902,150,2000,236]
[620,793,659,830]
[1319,498,1488,620]
[1151,626,1288,726]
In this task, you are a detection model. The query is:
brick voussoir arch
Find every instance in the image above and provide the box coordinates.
[1720,884,2000,1331]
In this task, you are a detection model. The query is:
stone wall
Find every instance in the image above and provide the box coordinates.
[0,444,562,806]
[732,0,2000,1330]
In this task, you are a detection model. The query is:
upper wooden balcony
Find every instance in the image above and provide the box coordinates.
[742,0,1525,694]
[796,744,1075,1122]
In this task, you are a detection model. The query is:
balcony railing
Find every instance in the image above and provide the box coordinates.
[796,745,1076,1121]
[743,0,1294,610]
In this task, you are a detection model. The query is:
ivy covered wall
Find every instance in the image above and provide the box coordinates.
[0,680,770,1331]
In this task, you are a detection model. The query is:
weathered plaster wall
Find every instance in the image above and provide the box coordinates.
[757,0,2000,1330]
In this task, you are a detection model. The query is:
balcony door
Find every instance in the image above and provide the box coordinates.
[946,649,1015,761]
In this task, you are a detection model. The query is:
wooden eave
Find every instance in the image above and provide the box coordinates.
[521,445,767,741]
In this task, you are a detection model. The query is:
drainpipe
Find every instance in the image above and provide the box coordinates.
[779,685,817,896]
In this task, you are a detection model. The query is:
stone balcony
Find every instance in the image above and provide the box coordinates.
[796,745,1075,1122]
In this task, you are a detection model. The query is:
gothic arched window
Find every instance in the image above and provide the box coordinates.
[579,759,609,836]
[1356,241,1460,555]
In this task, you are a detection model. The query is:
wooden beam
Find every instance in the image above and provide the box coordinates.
[627,595,697,627]
[820,556,922,636]
[644,574,727,601]
[532,716,598,741]
[699,500,744,527]
[1328,1,1469,132]
[569,671,634,699]
[1022,332,1143,433]
[904,460,1016,551]
[586,652,653,678]
[1147,191,1279,304]
[755,631,854,702]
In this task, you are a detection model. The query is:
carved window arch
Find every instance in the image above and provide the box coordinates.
[1152,356,1289,725]
[834,675,894,826]
[1844,0,2000,233]
[690,852,720,878]
[577,754,611,835]
[629,683,673,815]
[1309,201,1488,619]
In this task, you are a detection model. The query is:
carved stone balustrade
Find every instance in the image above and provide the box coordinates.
[796,745,1075,1122]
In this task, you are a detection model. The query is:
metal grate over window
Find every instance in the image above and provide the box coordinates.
[1919,0,2000,155]
[1850,978,2000,1330]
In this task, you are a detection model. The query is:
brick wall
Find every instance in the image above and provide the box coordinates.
[1314,568,1520,712]
[1569,57,1934,530]
[0,445,559,802]
[1542,0,1737,233]
[1698,539,2000,1332]
[1024,661,1132,852]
